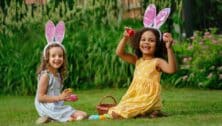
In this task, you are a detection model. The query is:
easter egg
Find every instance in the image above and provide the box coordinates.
[70,94,78,101]
[67,88,73,92]
[99,115,106,120]
[88,115,99,120]
[126,29,135,37]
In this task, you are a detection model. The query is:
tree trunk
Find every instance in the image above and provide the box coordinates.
[182,0,193,37]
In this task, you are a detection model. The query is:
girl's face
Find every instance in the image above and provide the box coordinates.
[48,46,64,70]
[139,31,157,56]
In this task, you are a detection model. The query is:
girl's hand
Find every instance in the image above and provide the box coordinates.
[65,94,78,102]
[163,33,173,49]
[59,89,72,101]
[124,27,134,38]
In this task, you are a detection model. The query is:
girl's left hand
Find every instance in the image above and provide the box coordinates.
[163,33,173,49]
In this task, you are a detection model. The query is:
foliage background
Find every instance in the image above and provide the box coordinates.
[0,0,222,95]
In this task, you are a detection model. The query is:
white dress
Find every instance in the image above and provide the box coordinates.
[35,70,75,122]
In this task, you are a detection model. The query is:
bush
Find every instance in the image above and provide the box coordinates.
[0,0,136,95]
[163,29,222,89]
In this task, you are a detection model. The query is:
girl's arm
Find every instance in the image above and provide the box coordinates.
[37,73,70,103]
[157,33,177,74]
[116,28,137,64]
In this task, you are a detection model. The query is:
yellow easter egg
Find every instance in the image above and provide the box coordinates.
[99,115,106,120]
[67,88,73,92]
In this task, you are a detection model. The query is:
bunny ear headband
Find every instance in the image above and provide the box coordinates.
[43,20,65,58]
[143,4,171,40]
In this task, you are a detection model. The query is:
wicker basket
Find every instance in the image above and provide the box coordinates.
[96,95,117,115]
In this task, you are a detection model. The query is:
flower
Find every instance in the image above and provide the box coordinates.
[198,82,204,87]
[190,36,195,40]
[183,57,192,63]
[188,45,193,50]
[183,57,189,63]
[203,31,212,39]
[217,66,222,71]
[209,66,215,70]
[219,74,222,80]
[182,75,188,81]
[207,73,213,79]
[211,39,218,44]
[204,31,210,36]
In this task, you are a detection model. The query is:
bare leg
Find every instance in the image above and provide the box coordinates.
[70,110,88,121]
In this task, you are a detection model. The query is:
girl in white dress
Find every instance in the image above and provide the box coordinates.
[35,20,87,123]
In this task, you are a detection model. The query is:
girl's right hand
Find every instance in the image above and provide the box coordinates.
[65,94,78,102]
[59,89,72,101]
[124,27,135,38]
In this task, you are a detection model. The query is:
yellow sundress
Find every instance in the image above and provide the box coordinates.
[108,58,162,118]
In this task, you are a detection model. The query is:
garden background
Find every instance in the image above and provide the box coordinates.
[0,0,221,95]
[0,0,222,125]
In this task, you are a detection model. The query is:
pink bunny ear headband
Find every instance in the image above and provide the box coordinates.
[143,4,171,40]
[43,20,65,58]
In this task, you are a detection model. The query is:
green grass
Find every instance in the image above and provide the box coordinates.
[1,88,222,126]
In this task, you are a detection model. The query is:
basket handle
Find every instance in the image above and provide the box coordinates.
[99,95,117,105]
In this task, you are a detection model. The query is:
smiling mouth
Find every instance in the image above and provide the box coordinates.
[142,45,151,50]
[54,62,61,65]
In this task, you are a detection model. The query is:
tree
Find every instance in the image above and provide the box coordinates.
[182,0,193,37]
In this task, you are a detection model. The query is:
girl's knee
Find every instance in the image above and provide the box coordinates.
[77,110,87,117]
[71,110,88,120]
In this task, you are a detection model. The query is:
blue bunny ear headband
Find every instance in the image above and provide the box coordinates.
[43,20,65,58]
[143,4,171,40]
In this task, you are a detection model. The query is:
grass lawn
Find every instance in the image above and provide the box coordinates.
[0,87,222,126]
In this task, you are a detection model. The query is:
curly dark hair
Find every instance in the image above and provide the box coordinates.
[130,27,166,59]
[36,43,68,82]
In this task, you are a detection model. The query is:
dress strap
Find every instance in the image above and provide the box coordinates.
[38,70,53,87]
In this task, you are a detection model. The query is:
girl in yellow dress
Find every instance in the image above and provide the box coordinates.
[88,4,176,120]
[105,4,177,119]
[89,27,177,120]
[107,27,177,119]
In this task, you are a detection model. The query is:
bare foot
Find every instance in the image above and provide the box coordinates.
[111,112,123,119]
[149,110,168,118]
[36,116,50,124]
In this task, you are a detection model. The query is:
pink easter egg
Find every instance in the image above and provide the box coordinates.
[70,94,78,101]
